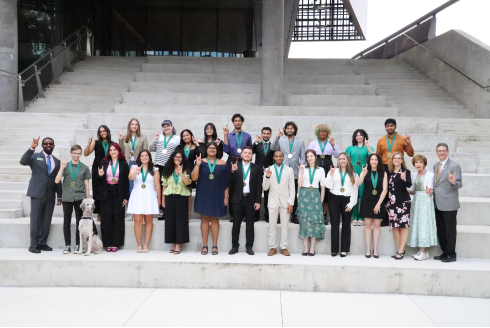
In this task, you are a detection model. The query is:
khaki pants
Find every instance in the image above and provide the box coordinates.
[268,206,290,249]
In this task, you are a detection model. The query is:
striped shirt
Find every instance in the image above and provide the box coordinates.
[149,135,181,166]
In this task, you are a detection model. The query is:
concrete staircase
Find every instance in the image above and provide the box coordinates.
[1,56,490,296]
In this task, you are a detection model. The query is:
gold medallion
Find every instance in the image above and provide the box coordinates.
[320,155,325,159]
[340,187,345,193]
[70,181,76,187]
[309,186,314,191]
[387,153,392,158]
[276,185,281,190]
[111,178,116,183]
[209,174,214,180]
[141,184,146,189]
[372,190,377,195]
[356,161,361,166]
[243,182,247,187]
[237,148,242,154]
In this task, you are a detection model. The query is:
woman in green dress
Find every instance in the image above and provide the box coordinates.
[345,129,374,226]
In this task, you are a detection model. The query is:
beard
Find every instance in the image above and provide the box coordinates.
[43,148,53,155]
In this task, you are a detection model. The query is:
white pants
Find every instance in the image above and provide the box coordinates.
[268,206,290,249]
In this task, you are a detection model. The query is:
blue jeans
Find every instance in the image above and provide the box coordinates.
[129,160,135,195]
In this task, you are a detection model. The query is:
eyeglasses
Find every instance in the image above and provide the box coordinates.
[43,143,54,146]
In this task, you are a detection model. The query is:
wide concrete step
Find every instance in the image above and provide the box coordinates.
[0,174,31,182]
[0,200,22,209]
[25,105,113,113]
[0,209,23,219]
[0,136,72,146]
[283,95,386,107]
[123,92,260,105]
[0,112,86,120]
[0,191,24,201]
[0,118,86,125]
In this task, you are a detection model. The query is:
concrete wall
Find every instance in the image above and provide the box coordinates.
[0,0,18,112]
[398,29,490,118]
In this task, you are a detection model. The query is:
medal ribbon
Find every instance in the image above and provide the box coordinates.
[141,168,149,184]
[308,166,316,186]
[130,137,136,153]
[111,160,119,178]
[69,162,80,183]
[262,141,269,154]
[102,141,109,156]
[234,131,243,150]
[184,144,191,159]
[340,168,348,188]
[208,158,217,175]
[318,139,327,154]
[172,170,179,186]
[371,171,378,191]
[163,135,173,150]
[274,164,284,185]
[386,132,397,153]
[288,138,295,154]
[242,163,251,183]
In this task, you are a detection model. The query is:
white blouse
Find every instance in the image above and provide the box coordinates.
[299,166,325,189]
[325,168,359,209]
[411,171,434,191]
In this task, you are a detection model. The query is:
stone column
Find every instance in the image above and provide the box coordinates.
[261,0,284,106]
[0,0,18,112]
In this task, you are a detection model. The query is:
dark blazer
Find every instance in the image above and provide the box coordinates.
[252,141,274,168]
[20,148,62,200]
[96,159,130,202]
[229,161,262,205]
[388,168,412,202]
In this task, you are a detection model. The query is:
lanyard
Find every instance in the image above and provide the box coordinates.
[102,141,109,156]
[111,160,119,177]
[163,135,173,149]
[386,133,397,153]
[371,171,378,190]
[262,141,269,154]
[308,166,316,185]
[274,164,284,185]
[288,138,294,154]
[172,170,180,186]
[208,158,217,175]
[318,139,327,154]
[69,162,80,182]
[184,144,191,159]
[130,137,136,152]
[242,163,251,183]
[235,131,243,149]
[141,168,149,184]
[340,168,348,187]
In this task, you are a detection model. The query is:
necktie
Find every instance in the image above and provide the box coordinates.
[46,155,51,175]
[436,163,442,181]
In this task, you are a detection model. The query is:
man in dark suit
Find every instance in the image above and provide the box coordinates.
[228,146,262,255]
[252,127,274,222]
[20,137,62,253]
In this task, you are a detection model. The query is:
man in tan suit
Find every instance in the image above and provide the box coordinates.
[263,150,295,256]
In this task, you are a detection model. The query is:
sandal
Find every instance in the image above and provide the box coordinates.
[392,250,405,258]
[173,250,180,255]
[395,252,405,260]
[201,246,208,255]
[137,246,143,253]
[352,220,358,226]
[170,249,175,254]
[212,246,218,255]
[358,221,364,226]
[143,246,149,253]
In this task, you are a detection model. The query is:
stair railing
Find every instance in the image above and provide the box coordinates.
[17,26,93,111]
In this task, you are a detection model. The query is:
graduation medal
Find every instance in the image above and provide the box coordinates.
[70,182,76,187]
[208,158,217,180]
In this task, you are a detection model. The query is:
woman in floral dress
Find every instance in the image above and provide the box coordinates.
[386,152,412,260]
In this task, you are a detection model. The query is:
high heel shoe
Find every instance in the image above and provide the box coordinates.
[365,250,372,258]
[391,250,405,258]
[395,252,405,260]
[373,250,379,259]
[340,252,347,257]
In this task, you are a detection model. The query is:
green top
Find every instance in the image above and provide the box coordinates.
[162,171,191,196]
[61,162,91,202]
[414,174,425,192]
[345,145,374,174]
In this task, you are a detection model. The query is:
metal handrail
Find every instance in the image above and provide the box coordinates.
[402,33,489,89]
[352,0,459,60]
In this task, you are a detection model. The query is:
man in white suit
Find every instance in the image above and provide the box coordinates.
[263,150,295,256]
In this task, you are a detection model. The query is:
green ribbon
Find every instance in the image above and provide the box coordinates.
[235,131,243,149]
[274,164,284,185]
[102,141,109,156]
[386,133,397,153]
[318,139,327,154]
[340,168,348,188]
[69,162,80,182]
[262,141,269,154]
[130,136,136,153]
[111,160,119,177]
[163,135,173,149]
[184,145,191,159]
[141,168,149,184]
[288,138,294,154]
[208,158,217,176]
[371,171,378,191]
[242,162,251,183]
[308,166,316,186]
[172,170,180,186]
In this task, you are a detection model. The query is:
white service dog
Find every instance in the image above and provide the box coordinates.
[78,198,103,256]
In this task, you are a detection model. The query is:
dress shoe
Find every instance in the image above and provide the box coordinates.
[63,246,71,254]
[228,247,238,255]
[265,218,269,223]
[268,248,277,256]
[280,249,290,256]
[434,253,446,260]
[441,256,456,263]
[28,246,41,254]
[38,245,53,251]
[246,248,254,255]
[308,252,315,256]
[277,218,280,224]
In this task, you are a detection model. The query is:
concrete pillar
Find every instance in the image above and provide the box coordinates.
[0,0,18,112]
[261,0,284,106]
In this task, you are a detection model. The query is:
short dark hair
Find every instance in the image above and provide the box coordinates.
[384,118,397,126]
[274,150,284,156]
[70,145,82,152]
[42,137,54,144]
[232,114,244,123]
[261,127,272,133]
[242,146,253,152]
[436,143,449,151]
[284,121,298,136]
[351,129,369,146]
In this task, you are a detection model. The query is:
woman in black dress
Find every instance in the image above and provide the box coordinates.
[83,125,112,221]
[198,123,224,159]
[386,152,412,260]
[358,153,388,259]
[175,129,202,219]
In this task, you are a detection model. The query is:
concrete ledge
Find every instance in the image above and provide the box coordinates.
[0,249,489,298]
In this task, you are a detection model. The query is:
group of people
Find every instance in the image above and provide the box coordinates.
[21,116,463,262]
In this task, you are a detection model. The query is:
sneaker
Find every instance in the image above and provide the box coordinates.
[73,245,80,254]
[125,214,133,221]
[412,250,421,259]
[414,251,428,261]
[63,246,71,254]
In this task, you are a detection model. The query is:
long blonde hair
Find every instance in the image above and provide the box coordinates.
[388,151,407,172]
[124,118,142,143]
[336,152,356,184]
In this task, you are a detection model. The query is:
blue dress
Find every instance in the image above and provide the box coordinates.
[194,161,230,217]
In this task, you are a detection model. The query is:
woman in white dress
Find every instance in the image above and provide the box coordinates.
[128,150,161,253]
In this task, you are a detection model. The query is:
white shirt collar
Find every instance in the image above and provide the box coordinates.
[440,158,449,167]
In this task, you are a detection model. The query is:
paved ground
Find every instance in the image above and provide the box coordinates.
[1,287,489,326]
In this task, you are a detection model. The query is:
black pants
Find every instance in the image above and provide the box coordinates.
[231,195,255,249]
[100,185,125,247]
[30,193,56,248]
[329,192,352,253]
[435,208,457,258]
[292,179,299,219]
[255,189,269,220]
[165,194,190,244]
[62,200,83,246]
[226,157,241,218]
[156,165,165,215]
